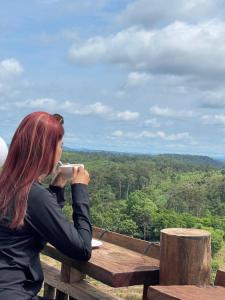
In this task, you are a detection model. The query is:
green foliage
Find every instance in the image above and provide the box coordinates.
[90,200,138,236]
[127,190,157,239]
[211,260,220,273]
[62,203,73,220]
[59,150,225,258]
[195,225,224,256]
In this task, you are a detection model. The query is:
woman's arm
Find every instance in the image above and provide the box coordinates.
[25,182,92,261]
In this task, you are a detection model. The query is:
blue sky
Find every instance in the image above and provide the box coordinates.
[1,0,225,156]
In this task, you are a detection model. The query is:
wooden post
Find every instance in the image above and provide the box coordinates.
[142,284,149,300]
[56,263,86,300]
[55,289,68,300]
[160,228,211,285]
[60,263,86,283]
[43,282,55,299]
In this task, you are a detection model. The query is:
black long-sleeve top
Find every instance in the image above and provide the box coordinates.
[0,182,92,300]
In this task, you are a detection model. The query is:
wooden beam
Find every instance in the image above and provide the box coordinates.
[93,227,160,259]
[147,285,225,300]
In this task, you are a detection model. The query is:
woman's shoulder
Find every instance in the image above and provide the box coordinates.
[30,182,48,196]
[28,182,54,207]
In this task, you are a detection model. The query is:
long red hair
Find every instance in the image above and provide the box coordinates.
[0,112,64,229]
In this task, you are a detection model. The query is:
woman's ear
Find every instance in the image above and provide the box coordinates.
[0,137,8,168]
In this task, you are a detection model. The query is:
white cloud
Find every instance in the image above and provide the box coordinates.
[16,99,112,116]
[111,129,190,141]
[139,130,160,138]
[150,105,194,118]
[14,98,140,122]
[69,21,225,83]
[119,0,223,28]
[165,132,190,141]
[201,91,225,108]
[144,118,161,127]
[201,114,225,125]
[116,110,140,121]
[69,36,107,64]
[112,130,124,137]
[140,130,189,140]
[0,58,24,103]
[82,102,112,115]
[125,72,151,87]
[0,59,23,78]
[15,98,56,108]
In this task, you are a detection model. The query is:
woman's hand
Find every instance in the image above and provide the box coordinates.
[72,166,90,185]
[51,168,68,188]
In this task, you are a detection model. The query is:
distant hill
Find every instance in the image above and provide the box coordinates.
[62,147,225,170]
[156,154,225,169]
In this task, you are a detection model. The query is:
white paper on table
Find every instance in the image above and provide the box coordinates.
[91,238,103,248]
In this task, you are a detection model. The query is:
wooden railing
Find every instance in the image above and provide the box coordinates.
[41,227,160,300]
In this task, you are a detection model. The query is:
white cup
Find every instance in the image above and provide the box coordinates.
[59,164,84,180]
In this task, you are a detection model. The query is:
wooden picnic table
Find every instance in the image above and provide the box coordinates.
[42,227,160,299]
[43,239,159,287]
[148,285,225,300]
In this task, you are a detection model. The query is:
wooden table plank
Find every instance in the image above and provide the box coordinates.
[215,269,225,287]
[43,240,159,287]
[148,285,225,300]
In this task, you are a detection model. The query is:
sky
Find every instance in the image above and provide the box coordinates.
[1,0,225,156]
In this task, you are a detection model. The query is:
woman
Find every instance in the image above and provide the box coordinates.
[0,112,92,300]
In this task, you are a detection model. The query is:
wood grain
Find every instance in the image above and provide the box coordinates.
[61,264,86,283]
[43,240,159,287]
[93,227,160,259]
[147,285,225,300]
[160,228,211,285]
[215,269,225,287]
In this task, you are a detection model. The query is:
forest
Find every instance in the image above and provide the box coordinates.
[50,150,225,271]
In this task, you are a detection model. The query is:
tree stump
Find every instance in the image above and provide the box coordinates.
[160,228,211,285]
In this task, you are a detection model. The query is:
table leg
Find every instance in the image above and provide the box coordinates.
[142,284,149,300]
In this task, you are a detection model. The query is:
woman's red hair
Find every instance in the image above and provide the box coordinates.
[0,112,64,229]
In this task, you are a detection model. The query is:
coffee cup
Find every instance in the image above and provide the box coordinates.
[59,164,84,180]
